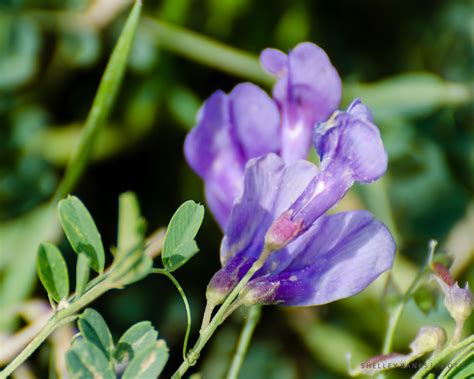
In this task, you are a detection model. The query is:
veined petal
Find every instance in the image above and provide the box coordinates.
[245,210,396,306]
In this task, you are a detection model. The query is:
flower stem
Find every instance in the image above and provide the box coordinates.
[171,253,268,378]
[152,269,192,360]
[412,335,473,379]
[0,279,113,378]
[226,306,262,379]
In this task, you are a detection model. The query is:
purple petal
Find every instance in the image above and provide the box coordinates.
[184,91,241,178]
[246,210,396,306]
[229,83,281,158]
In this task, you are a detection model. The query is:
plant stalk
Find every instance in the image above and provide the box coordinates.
[226,306,262,379]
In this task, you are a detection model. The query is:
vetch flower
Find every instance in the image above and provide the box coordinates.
[261,42,342,162]
[207,100,395,307]
[185,42,341,229]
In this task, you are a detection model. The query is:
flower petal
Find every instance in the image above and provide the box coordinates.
[229,83,281,158]
[284,42,342,125]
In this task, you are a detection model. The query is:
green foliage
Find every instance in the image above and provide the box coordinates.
[115,321,158,363]
[122,341,169,379]
[36,242,69,302]
[66,339,115,379]
[78,309,115,360]
[162,200,205,272]
[58,196,105,273]
[67,309,168,379]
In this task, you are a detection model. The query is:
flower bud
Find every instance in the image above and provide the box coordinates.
[239,281,280,305]
[445,282,473,326]
[409,326,446,356]
[265,211,303,251]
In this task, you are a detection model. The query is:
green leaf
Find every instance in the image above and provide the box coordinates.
[54,0,142,200]
[75,253,90,297]
[66,339,115,379]
[58,196,105,273]
[36,242,69,303]
[162,200,204,271]
[78,308,114,360]
[117,192,145,260]
[122,340,169,379]
[115,321,158,363]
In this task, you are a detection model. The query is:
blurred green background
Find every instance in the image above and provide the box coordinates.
[0,0,473,377]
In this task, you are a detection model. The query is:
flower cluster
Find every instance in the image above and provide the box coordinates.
[185,43,341,228]
[184,42,396,308]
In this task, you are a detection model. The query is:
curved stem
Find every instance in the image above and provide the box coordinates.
[226,306,261,379]
[153,269,192,360]
[412,335,473,379]
[171,251,269,379]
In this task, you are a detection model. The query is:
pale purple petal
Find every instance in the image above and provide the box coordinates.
[229,83,281,158]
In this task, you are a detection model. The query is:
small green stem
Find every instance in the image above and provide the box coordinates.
[381,242,436,355]
[171,252,269,379]
[412,335,473,379]
[152,269,192,360]
[226,306,262,379]
[0,279,113,378]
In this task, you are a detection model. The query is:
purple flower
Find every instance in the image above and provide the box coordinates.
[207,100,395,306]
[260,42,342,162]
[185,42,341,229]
